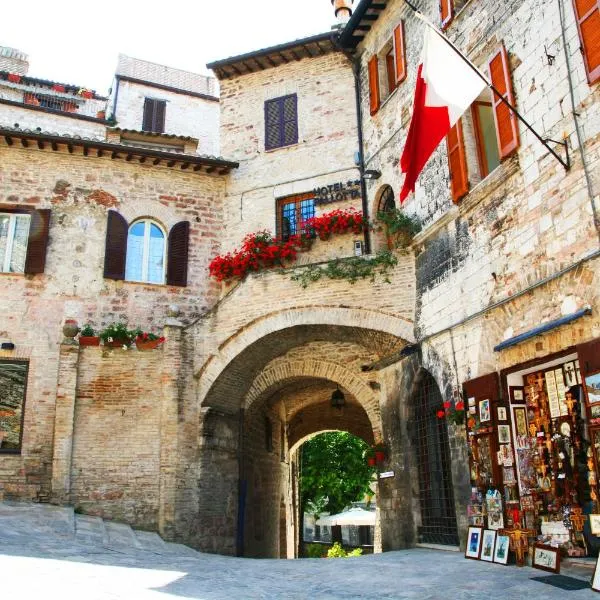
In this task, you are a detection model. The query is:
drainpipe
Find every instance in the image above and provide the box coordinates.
[236,407,246,557]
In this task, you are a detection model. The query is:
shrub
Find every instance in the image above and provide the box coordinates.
[327,542,347,558]
[305,543,325,558]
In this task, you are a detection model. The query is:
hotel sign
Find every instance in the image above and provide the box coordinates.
[313,179,361,205]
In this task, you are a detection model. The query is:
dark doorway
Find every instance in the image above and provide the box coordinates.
[412,370,458,545]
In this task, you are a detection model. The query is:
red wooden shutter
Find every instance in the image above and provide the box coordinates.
[386,53,396,94]
[24,209,51,274]
[166,220,190,287]
[572,0,600,83]
[440,0,454,29]
[488,44,520,159]
[368,55,380,115]
[446,119,469,203]
[103,210,128,280]
[393,22,407,85]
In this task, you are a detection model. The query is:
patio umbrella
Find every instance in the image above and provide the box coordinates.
[320,507,376,527]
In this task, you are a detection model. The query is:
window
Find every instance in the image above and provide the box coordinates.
[572,0,600,84]
[142,98,166,133]
[0,361,28,453]
[444,43,519,202]
[0,209,50,274]
[104,211,190,286]
[276,193,315,240]
[377,185,396,214]
[0,213,30,273]
[265,94,298,150]
[125,220,166,284]
[369,22,406,115]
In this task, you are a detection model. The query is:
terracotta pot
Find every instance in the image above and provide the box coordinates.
[104,338,131,348]
[52,84,66,93]
[136,337,162,351]
[79,336,100,346]
[63,319,80,340]
[7,73,21,83]
[375,451,386,463]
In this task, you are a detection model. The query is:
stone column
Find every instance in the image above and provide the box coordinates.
[158,306,183,539]
[50,323,81,504]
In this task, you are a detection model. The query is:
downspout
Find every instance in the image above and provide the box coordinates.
[111,75,121,121]
[332,32,371,254]
[236,407,246,557]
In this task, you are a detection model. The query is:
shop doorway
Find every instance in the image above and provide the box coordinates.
[413,370,459,545]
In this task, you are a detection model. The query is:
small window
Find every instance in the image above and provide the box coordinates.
[276,193,315,240]
[471,100,501,178]
[377,185,396,214]
[125,219,166,284]
[142,98,166,133]
[0,213,30,273]
[0,361,28,453]
[265,94,298,150]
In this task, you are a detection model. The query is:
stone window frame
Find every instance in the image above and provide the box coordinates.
[0,359,29,455]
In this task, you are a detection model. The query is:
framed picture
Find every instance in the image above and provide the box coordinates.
[590,514,600,535]
[480,529,496,562]
[532,544,560,573]
[497,406,507,422]
[498,424,511,444]
[563,361,578,387]
[510,386,525,404]
[465,526,483,560]
[513,407,527,437]
[585,372,600,405]
[479,399,491,423]
[493,534,510,564]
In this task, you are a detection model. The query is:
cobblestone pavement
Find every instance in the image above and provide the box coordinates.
[0,502,597,599]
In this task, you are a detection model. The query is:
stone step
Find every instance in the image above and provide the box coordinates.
[104,520,141,552]
[164,542,203,558]
[134,530,168,554]
[0,501,74,537]
[75,514,108,546]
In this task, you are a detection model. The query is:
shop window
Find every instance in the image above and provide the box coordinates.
[572,0,600,84]
[125,219,166,284]
[0,361,28,453]
[445,43,519,202]
[142,98,166,133]
[264,94,298,151]
[0,210,50,274]
[104,210,189,286]
[369,22,406,115]
[276,193,315,240]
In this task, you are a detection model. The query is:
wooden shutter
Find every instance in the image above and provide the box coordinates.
[578,339,600,379]
[166,220,190,287]
[103,210,128,280]
[142,98,153,131]
[24,209,51,274]
[386,53,396,95]
[446,119,469,203]
[488,44,520,159]
[142,99,166,133]
[573,0,600,84]
[393,22,407,85]
[282,95,298,146]
[368,55,380,115]
[440,0,454,29]
[463,372,500,404]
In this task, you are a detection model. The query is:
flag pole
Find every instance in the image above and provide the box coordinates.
[402,0,570,170]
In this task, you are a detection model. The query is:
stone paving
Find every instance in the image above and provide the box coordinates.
[0,501,598,599]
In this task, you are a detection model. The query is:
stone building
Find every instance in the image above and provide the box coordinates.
[0,0,599,560]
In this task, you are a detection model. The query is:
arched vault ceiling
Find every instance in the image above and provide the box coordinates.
[201,324,403,415]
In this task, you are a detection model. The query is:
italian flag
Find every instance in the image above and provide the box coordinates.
[399,27,487,202]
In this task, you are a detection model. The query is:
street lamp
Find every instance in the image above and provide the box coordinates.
[331,386,345,410]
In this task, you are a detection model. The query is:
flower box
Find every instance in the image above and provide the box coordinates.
[104,338,132,348]
[135,337,162,351]
[79,336,100,346]
[7,73,21,83]
[81,90,93,99]
[52,84,66,93]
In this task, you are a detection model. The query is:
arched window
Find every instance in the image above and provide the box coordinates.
[125,219,166,284]
[377,185,396,215]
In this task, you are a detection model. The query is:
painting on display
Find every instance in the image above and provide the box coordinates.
[585,373,600,405]
[532,544,560,574]
[493,535,510,565]
[465,527,483,560]
[479,399,491,423]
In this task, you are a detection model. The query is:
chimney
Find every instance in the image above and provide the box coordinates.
[331,0,353,24]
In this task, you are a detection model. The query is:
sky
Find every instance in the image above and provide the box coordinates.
[1,0,337,94]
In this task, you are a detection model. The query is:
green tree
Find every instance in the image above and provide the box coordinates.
[300,431,374,515]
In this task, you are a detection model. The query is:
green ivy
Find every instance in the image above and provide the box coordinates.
[290,250,398,289]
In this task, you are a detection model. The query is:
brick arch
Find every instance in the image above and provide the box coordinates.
[245,361,382,439]
[196,306,414,411]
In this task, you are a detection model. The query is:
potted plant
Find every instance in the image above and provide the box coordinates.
[52,84,66,93]
[78,88,94,99]
[133,330,166,351]
[79,324,100,346]
[376,209,422,249]
[99,322,135,348]
[7,73,21,83]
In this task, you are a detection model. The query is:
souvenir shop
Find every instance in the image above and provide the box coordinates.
[462,339,600,569]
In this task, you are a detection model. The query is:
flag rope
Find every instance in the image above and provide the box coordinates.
[402,0,570,170]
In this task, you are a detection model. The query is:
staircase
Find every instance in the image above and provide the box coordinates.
[0,500,201,558]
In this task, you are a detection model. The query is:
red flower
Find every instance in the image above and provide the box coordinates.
[436,410,446,419]
[443,401,451,409]
[455,401,464,411]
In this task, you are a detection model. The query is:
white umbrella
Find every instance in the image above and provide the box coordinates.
[320,507,376,527]
[315,513,336,526]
